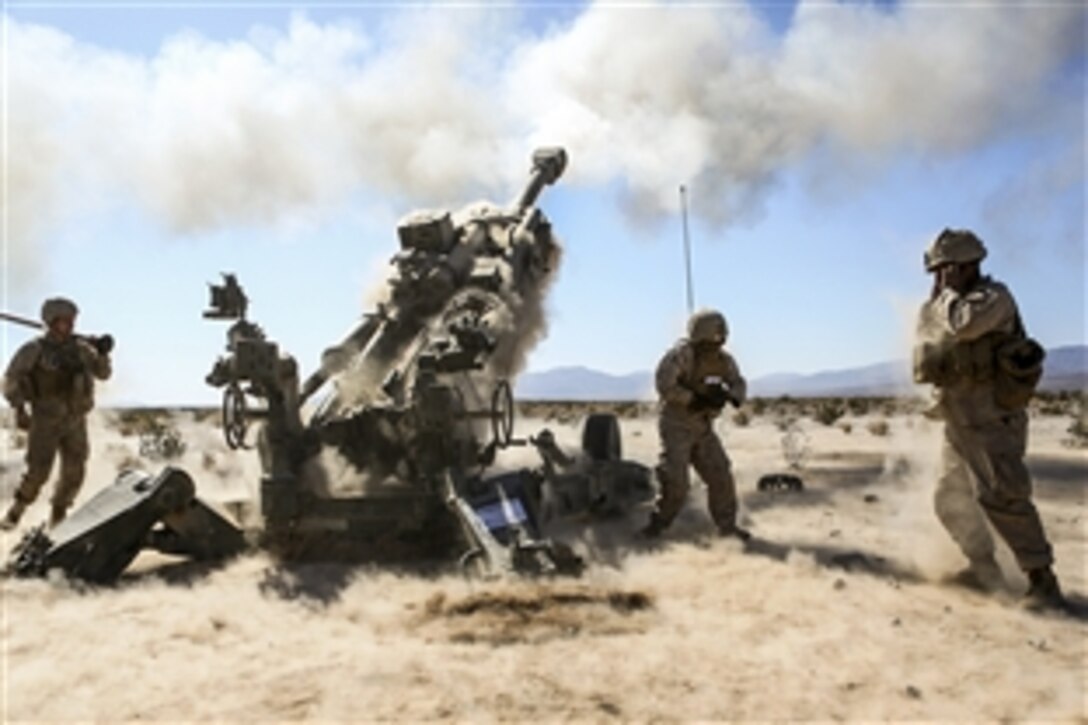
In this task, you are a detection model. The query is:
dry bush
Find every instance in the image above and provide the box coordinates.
[813,400,846,426]
[774,415,798,432]
[732,409,751,427]
[1064,408,1088,449]
[847,398,871,416]
[749,398,767,416]
[839,422,853,435]
[867,419,891,437]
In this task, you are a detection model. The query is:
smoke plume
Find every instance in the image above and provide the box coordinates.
[2,1,1082,281]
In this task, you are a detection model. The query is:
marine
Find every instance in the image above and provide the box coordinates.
[913,229,1062,610]
[2,298,112,530]
[642,309,750,540]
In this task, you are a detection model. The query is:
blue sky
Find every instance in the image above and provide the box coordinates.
[2,1,1084,406]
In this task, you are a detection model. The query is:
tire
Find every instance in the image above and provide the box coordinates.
[582,413,622,462]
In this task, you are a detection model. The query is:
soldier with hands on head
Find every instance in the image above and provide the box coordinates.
[643,309,750,540]
[2,298,112,530]
[913,228,1062,610]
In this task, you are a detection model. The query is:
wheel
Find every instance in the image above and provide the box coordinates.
[490,380,515,448]
[582,413,622,462]
[222,383,249,450]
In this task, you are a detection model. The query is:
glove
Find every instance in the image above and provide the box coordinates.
[690,385,731,413]
[15,407,31,431]
[91,335,114,356]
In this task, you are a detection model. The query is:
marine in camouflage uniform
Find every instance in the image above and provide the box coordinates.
[913,229,1062,609]
[643,309,749,539]
[2,298,111,530]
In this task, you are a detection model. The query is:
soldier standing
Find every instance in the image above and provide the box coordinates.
[642,309,749,539]
[2,298,111,530]
[913,229,1062,609]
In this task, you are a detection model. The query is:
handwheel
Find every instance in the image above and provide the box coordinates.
[222,382,249,450]
[490,380,515,448]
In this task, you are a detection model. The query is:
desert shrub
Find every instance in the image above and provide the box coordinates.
[774,415,798,432]
[732,409,751,427]
[750,398,767,416]
[813,400,846,426]
[867,419,891,437]
[839,422,853,435]
[138,420,187,461]
[1036,397,1069,416]
[847,398,871,416]
[1065,412,1088,449]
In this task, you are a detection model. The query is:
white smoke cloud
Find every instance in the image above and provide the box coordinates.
[1,1,1083,281]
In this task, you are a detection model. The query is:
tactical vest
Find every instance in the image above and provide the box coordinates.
[915,315,1044,409]
[27,339,92,412]
[687,348,731,396]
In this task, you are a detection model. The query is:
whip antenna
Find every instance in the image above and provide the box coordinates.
[680,185,695,314]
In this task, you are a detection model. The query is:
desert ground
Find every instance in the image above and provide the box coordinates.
[1,397,1085,721]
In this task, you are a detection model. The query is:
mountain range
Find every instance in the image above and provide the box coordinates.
[515,345,1087,400]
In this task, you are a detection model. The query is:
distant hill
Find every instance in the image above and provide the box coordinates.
[516,345,1087,400]
[515,366,653,401]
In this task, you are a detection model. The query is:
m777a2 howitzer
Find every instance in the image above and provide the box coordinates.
[202,147,653,575]
[7,148,653,582]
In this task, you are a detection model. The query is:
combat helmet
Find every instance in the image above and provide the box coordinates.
[41,297,79,325]
[925,228,987,271]
[688,309,728,346]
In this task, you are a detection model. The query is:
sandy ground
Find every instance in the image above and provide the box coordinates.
[0,408,1085,721]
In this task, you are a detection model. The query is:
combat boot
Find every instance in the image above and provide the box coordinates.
[639,516,666,539]
[717,524,752,542]
[0,500,27,531]
[947,556,1005,593]
[1023,567,1064,611]
[49,504,69,529]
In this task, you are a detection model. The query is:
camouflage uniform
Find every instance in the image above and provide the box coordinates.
[916,280,1053,572]
[3,299,110,527]
[913,230,1059,606]
[646,310,748,537]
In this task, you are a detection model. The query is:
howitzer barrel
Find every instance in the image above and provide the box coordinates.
[299,312,386,403]
[512,147,568,216]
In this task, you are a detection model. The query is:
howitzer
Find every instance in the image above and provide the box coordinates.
[0,311,115,355]
[199,146,653,575]
[6,147,654,584]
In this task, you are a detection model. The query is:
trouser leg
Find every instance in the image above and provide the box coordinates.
[14,421,61,506]
[53,417,90,514]
[959,414,1053,572]
[691,429,737,530]
[934,426,996,564]
[651,417,694,529]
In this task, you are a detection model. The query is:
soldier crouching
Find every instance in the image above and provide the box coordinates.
[2,298,112,530]
[642,309,750,540]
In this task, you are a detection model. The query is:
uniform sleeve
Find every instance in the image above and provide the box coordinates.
[930,283,1016,342]
[77,340,112,381]
[722,352,747,406]
[3,341,39,407]
[655,344,695,407]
